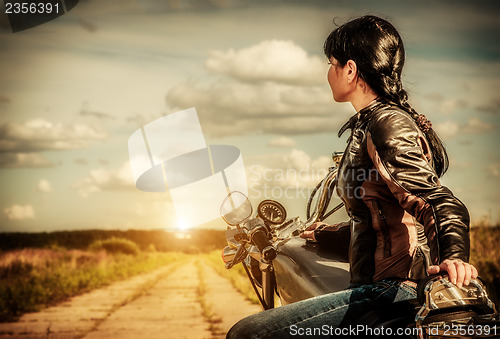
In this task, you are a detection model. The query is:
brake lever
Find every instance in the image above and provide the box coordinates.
[225,243,248,269]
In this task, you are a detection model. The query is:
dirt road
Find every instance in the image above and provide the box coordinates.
[0,259,261,339]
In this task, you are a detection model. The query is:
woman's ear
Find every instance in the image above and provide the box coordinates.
[345,60,358,84]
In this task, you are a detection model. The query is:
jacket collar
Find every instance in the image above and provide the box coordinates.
[337,99,386,138]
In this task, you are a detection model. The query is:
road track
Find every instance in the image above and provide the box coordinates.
[0,259,261,339]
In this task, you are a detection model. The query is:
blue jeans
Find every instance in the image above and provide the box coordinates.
[227,279,417,338]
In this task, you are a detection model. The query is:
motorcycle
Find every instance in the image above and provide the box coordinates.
[220,152,499,338]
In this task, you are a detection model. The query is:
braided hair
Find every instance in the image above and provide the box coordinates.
[324,15,449,177]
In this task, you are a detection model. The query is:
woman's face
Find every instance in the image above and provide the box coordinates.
[327,58,350,102]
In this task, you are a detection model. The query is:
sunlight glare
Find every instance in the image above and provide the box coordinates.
[177,218,189,231]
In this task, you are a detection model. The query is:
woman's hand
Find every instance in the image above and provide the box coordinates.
[427,259,478,288]
[299,222,329,242]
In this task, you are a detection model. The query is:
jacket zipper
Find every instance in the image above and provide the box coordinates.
[375,200,391,258]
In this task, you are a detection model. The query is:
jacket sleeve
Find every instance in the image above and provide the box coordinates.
[366,110,470,265]
[314,221,351,260]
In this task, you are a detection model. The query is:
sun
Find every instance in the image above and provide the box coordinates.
[176,218,189,231]
[174,218,192,239]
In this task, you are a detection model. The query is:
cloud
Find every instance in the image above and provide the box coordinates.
[80,102,115,120]
[37,179,52,193]
[477,98,500,115]
[166,78,350,137]
[462,118,496,134]
[487,162,500,177]
[4,204,35,220]
[205,40,327,85]
[98,158,109,166]
[433,117,496,139]
[247,149,332,193]
[0,119,106,153]
[423,94,468,115]
[440,99,468,115]
[79,110,115,120]
[268,136,296,147]
[425,93,444,102]
[0,94,10,103]
[433,121,460,139]
[73,162,135,198]
[0,152,55,168]
[126,112,168,129]
[165,39,357,137]
[75,158,89,166]
[448,157,471,171]
[165,39,356,137]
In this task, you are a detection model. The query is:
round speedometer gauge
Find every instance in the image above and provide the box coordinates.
[257,200,287,225]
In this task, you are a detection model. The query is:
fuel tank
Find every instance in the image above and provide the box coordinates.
[273,236,351,305]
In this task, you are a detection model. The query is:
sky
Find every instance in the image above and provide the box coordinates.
[0,0,499,232]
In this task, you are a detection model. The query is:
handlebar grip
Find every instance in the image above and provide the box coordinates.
[251,227,276,261]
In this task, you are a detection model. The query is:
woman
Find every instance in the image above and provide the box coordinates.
[227,15,477,338]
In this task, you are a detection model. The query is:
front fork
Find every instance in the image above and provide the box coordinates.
[260,259,275,309]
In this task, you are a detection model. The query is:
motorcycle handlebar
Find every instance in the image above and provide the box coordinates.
[250,224,276,261]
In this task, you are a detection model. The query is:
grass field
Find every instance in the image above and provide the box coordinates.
[469,226,500,308]
[0,240,185,322]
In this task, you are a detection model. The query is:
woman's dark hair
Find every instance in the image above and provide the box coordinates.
[324,15,449,177]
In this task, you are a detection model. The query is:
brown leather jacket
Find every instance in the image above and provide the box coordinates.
[316,100,470,284]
